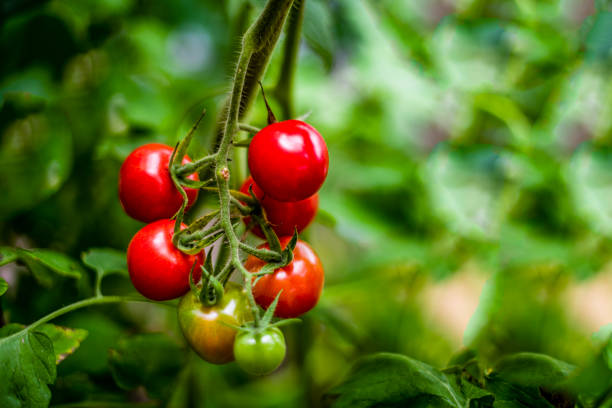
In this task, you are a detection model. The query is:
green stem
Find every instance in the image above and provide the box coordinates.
[175,153,217,177]
[214,0,295,327]
[28,296,166,331]
[0,296,171,345]
[274,0,305,119]
[238,123,261,134]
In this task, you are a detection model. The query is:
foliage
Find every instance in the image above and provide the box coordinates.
[0,0,611,407]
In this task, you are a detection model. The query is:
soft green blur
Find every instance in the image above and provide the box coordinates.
[1,0,611,406]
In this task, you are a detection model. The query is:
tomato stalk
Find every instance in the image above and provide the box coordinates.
[1,296,174,343]
[213,0,295,327]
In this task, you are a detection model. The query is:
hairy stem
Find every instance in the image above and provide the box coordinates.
[215,0,295,327]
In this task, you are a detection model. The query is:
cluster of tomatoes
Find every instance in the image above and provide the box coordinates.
[118,118,328,375]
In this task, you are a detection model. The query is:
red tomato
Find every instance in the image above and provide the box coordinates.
[240,176,318,238]
[127,219,203,301]
[245,237,324,318]
[248,120,328,202]
[119,143,199,223]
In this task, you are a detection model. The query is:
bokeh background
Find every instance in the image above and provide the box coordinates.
[1,0,612,406]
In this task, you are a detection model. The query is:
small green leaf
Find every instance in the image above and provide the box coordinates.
[18,249,83,284]
[36,324,88,364]
[0,277,8,296]
[325,353,492,408]
[0,247,18,266]
[0,324,56,408]
[109,333,186,399]
[81,248,127,278]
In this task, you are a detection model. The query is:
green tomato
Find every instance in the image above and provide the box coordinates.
[234,327,286,375]
[178,282,252,364]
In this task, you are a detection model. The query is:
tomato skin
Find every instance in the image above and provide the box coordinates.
[119,143,199,223]
[127,219,203,301]
[234,327,286,375]
[240,176,318,238]
[178,282,252,364]
[248,120,328,202]
[245,237,324,318]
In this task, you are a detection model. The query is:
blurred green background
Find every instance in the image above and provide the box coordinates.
[1,0,612,406]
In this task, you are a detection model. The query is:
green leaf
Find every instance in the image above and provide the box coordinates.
[425,145,506,240]
[303,0,335,69]
[109,333,186,399]
[0,111,72,220]
[81,248,127,278]
[485,353,575,408]
[0,277,7,296]
[324,353,493,408]
[567,146,612,237]
[17,249,83,287]
[0,324,56,408]
[0,247,18,266]
[36,324,88,364]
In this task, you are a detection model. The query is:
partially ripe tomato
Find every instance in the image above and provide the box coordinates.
[245,237,324,318]
[234,327,286,375]
[240,176,318,238]
[119,143,199,223]
[127,219,203,301]
[248,120,328,202]
[178,282,252,364]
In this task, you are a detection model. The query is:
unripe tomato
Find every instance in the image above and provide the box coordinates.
[240,176,318,238]
[248,120,328,202]
[245,237,324,318]
[127,219,203,301]
[119,143,199,223]
[234,327,286,375]
[178,282,252,364]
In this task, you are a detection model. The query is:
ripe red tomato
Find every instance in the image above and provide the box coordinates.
[240,176,318,238]
[178,282,252,364]
[127,219,203,301]
[248,120,328,202]
[245,237,324,318]
[119,143,199,223]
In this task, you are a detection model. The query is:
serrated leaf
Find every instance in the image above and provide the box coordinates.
[0,324,56,408]
[0,247,18,266]
[0,277,7,296]
[109,333,186,399]
[18,249,83,282]
[325,353,492,408]
[36,324,88,364]
[81,248,127,278]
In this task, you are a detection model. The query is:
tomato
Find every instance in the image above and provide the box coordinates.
[245,237,324,318]
[127,219,203,301]
[248,120,328,202]
[178,282,252,364]
[234,327,286,375]
[119,143,199,223]
[240,176,318,238]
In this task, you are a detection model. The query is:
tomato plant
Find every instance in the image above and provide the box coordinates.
[245,237,324,318]
[177,282,251,364]
[248,120,329,202]
[119,143,199,223]
[127,219,203,301]
[240,176,318,238]
[234,327,286,376]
